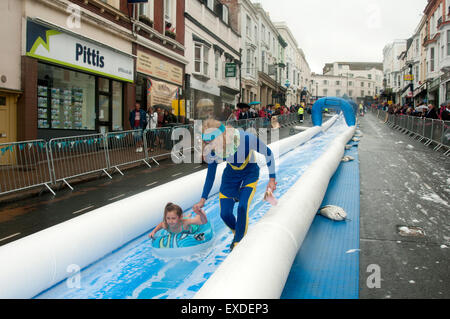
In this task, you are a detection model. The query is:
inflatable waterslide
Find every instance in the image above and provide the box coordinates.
[0,98,356,299]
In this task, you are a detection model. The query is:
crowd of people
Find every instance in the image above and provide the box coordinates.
[129,103,180,132]
[227,103,311,122]
[373,101,450,121]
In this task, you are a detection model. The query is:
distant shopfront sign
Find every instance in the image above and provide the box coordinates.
[137,50,183,86]
[26,19,134,82]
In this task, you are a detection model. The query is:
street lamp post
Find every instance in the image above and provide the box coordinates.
[316,81,318,100]
[408,63,414,107]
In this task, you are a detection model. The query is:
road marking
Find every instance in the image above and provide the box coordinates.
[0,233,21,243]
[146,181,158,187]
[194,165,203,169]
[108,194,126,201]
[72,205,95,215]
[172,172,182,177]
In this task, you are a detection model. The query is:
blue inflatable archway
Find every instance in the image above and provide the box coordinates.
[312,97,356,127]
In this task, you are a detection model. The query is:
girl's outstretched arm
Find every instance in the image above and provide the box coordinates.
[185,209,208,226]
[149,222,164,239]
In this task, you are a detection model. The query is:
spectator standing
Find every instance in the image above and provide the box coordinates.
[146,107,158,130]
[156,107,164,127]
[227,108,238,121]
[238,103,250,120]
[442,104,450,121]
[425,104,438,119]
[129,102,147,153]
[146,106,158,153]
[258,107,266,118]
[297,105,304,123]
[249,106,257,119]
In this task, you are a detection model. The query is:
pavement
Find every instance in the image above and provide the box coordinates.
[358,112,449,299]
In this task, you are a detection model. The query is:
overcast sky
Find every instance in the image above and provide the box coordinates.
[255,0,427,74]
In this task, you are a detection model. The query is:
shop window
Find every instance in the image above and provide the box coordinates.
[0,96,5,106]
[37,63,95,130]
[112,81,123,131]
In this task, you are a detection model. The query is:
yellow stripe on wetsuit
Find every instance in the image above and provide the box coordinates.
[243,180,257,237]
[227,150,254,171]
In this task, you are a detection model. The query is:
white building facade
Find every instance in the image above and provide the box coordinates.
[383,40,407,103]
[274,22,300,107]
[324,62,383,100]
[254,6,287,107]
[185,0,241,120]
[312,73,378,104]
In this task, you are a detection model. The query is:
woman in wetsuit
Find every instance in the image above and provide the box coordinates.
[193,118,277,250]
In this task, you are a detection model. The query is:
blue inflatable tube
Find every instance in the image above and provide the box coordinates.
[151,222,214,258]
[312,97,356,127]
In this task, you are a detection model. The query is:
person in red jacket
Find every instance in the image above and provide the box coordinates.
[258,107,266,118]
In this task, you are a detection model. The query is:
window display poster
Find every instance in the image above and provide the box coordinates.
[148,79,180,110]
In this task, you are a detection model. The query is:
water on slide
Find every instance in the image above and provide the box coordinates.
[36,117,349,299]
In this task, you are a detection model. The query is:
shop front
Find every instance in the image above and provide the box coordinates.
[220,86,239,120]
[135,49,185,122]
[414,82,427,105]
[24,19,134,140]
[428,77,440,107]
[440,71,450,105]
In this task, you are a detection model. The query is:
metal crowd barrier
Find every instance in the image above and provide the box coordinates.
[144,126,177,165]
[106,130,151,175]
[0,140,54,196]
[373,109,450,156]
[48,134,111,190]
